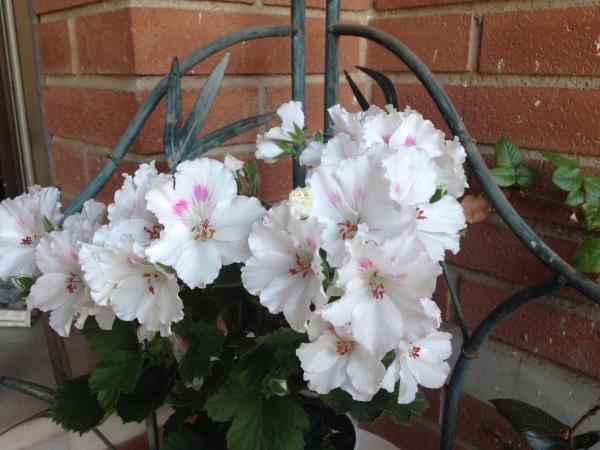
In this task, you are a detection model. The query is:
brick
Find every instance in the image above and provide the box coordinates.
[372,84,467,138]
[43,86,138,149]
[263,0,372,10]
[455,393,529,450]
[76,9,134,74]
[51,144,86,193]
[480,7,600,76]
[32,0,100,14]
[464,86,600,155]
[368,16,472,73]
[135,87,260,155]
[375,0,477,9]
[448,221,578,288]
[37,21,71,74]
[267,82,363,134]
[86,156,140,204]
[76,8,359,75]
[460,279,600,379]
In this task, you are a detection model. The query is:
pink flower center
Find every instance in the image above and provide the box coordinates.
[142,272,159,295]
[144,224,163,240]
[193,183,211,203]
[338,220,358,240]
[404,135,417,146]
[329,192,342,206]
[409,345,421,359]
[368,276,386,299]
[416,208,427,220]
[353,187,367,202]
[192,219,216,241]
[336,340,354,356]
[303,239,317,252]
[20,236,33,246]
[288,253,311,278]
[172,199,189,216]
[382,134,391,144]
[65,272,81,294]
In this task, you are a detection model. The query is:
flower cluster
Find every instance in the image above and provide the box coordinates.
[0,101,465,408]
[248,101,467,403]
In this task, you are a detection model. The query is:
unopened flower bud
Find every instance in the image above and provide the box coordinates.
[136,325,156,343]
[288,187,314,219]
[224,154,245,173]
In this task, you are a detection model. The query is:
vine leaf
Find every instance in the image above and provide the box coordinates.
[491,398,573,450]
[543,151,580,170]
[356,66,398,109]
[572,238,600,273]
[495,137,524,168]
[516,165,540,188]
[552,166,581,192]
[490,167,517,187]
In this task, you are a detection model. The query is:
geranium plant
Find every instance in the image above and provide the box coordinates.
[0,85,467,447]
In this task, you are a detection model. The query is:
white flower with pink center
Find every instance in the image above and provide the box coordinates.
[383,148,438,206]
[387,111,445,158]
[321,234,441,357]
[94,162,171,249]
[413,195,466,261]
[307,155,415,267]
[27,200,115,337]
[435,137,468,198]
[145,158,266,288]
[296,324,385,401]
[79,236,182,336]
[382,331,452,404]
[256,101,305,163]
[362,106,404,147]
[301,133,365,169]
[0,185,61,280]
[241,203,326,331]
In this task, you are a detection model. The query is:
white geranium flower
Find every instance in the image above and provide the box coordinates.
[299,140,325,167]
[327,104,382,144]
[94,162,171,249]
[435,137,468,198]
[256,101,305,163]
[414,195,466,261]
[362,106,404,147]
[321,235,441,356]
[27,200,114,337]
[0,186,61,280]
[224,154,245,173]
[307,155,415,267]
[79,236,182,336]
[288,187,314,219]
[296,324,385,401]
[388,111,445,158]
[382,331,452,404]
[383,149,438,206]
[241,203,326,331]
[145,158,266,288]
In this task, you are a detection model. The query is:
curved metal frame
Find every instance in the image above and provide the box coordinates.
[44,0,600,448]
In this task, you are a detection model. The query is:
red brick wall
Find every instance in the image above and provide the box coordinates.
[32,1,600,449]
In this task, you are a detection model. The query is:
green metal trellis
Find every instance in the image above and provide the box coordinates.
[39,0,600,448]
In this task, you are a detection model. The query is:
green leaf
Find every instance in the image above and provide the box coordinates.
[172,321,224,382]
[244,160,261,198]
[161,427,211,450]
[52,375,105,434]
[116,365,171,423]
[584,210,600,230]
[584,175,600,209]
[552,166,581,192]
[572,238,600,272]
[490,399,570,450]
[83,318,143,410]
[429,186,448,203]
[205,382,309,450]
[42,215,55,233]
[516,165,541,188]
[495,137,524,168]
[543,151,580,170]
[164,57,183,170]
[565,188,585,207]
[321,388,428,424]
[313,130,324,143]
[490,167,517,187]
